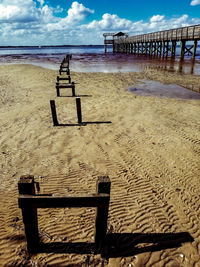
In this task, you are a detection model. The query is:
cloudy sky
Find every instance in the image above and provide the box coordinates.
[0,0,200,46]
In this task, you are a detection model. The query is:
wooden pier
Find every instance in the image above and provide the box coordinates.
[103,32,128,53]
[105,24,200,59]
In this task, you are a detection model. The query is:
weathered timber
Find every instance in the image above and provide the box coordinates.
[180,40,186,60]
[95,176,111,251]
[76,97,82,124]
[103,32,128,53]
[57,76,71,84]
[59,68,70,76]
[66,54,72,60]
[50,100,58,126]
[193,40,198,59]
[18,176,39,252]
[18,175,111,253]
[18,194,110,208]
[18,175,35,195]
[116,24,200,43]
[56,82,75,97]
[105,24,200,58]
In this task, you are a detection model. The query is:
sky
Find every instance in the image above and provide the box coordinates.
[0,0,200,46]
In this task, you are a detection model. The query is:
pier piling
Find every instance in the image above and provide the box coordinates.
[104,24,200,59]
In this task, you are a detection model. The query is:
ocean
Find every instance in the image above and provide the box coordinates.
[0,45,200,75]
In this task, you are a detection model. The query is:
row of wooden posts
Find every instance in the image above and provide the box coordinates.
[18,54,111,254]
[50,54,83,125]
[113,40,198,60]
[18,175,111,253]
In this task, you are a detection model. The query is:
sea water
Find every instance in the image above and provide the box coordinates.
[0,45,200,75]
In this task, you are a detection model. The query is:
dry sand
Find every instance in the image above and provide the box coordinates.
[0,64,200,266]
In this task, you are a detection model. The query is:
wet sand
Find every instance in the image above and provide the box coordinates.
[128,80,200,99]
[1,51,200,75]
[0,64,200,266]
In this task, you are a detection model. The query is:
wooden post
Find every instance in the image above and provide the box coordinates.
[104,36,107,53]
[56,85,60,97]
[171,41,176,57]
[141,42,144,54]
[57,76,71,84]
[166,41,169,57]
[159,41,162,56]
[153,42,156,55]
[150,42,153,55]
[137,42,140,54]
[162,41,165,57]
[145,42,148,55]
[76,97,82,124]
[192,40,197,59]
[50,100,59,126]
[155,42,158,56]
[18,175,39,253]
[19,174,111,253]
[130,43,133,54]
[72,82,76,97]
[95,176,111,252]
[134,43,136,54]
[180,40,186,60]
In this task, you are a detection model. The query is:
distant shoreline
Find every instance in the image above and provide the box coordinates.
[0,45,105,49]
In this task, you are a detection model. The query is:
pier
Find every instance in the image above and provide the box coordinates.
[104,24,200,59]
[103,32,128,53]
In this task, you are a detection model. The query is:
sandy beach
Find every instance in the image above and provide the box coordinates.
[0,64,200,266]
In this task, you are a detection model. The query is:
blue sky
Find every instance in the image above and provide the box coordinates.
[0,0,200,45]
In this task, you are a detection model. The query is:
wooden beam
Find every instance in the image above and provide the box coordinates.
[18,175,39,252]
[193,40,198,59]
[18,175,111,253]
[56,82,76,97]
[76,97,82,124]
[50,100,59,126]
[57,76,71,84]
[95,176,111,252]
[180,40,186,60]
[18,175,35,195]
[18,194,110,208]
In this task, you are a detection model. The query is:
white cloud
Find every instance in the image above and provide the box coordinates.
[46,1,94,31]
[37,0,44,6]
[84,13,136,32]
[0,0,199,46]
[0,0,39,22]
[190,0,200,6]
[150,15,165,23]
[67,1,94,23]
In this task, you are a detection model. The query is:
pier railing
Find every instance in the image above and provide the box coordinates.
[115,24,200,43]
[108,24,200,59]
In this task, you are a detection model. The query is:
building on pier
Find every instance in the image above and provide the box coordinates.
[104,24,200,59]
[103,32,128,53]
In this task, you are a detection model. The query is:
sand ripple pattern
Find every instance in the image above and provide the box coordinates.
[0,65,200,266]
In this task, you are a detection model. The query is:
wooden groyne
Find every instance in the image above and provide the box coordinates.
[104,24,200,59]
[18,175,111,253]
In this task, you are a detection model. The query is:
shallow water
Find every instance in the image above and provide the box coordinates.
[128,80,200,100]
[0,46,200,74]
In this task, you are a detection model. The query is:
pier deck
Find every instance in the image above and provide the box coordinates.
[104,24,200,59]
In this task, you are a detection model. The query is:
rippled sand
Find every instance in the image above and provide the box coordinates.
[0,64,200,266]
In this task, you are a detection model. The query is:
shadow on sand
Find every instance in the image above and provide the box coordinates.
[58,95,92,98]
[36,232,193,257]
[55,121,112,127]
